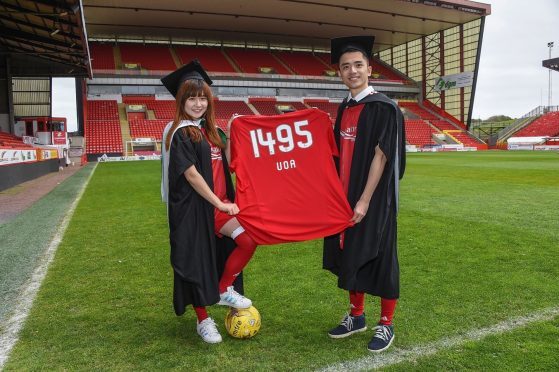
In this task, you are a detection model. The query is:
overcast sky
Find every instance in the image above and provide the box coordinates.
[52,0,559,131]
[471,0,559,120]
[52,78,77,132]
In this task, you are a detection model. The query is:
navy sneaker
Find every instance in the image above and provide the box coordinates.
[328,312,367,339]
[367,324,395,352]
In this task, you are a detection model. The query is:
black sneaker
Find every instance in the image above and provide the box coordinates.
[328,312,367,339]
[367,324,395,352]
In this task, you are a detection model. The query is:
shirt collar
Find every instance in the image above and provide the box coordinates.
[179,118,203,128]
[348,86,376,102]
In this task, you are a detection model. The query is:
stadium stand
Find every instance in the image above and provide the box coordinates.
[128,119,168,140]
[85,120,123,154]
[513,112,559,137]
[0,131,33,148]
[119,44,177,71]
[405,120,438,147]
[88,42,411,82]
[83,95,488,153]
[122,95,155,103]
[274,51,331,76]
[249,98,307,115]
[174,46,236,73]
[225,48,292,74]
[123,97,175,120]
[304,99,339,120]
[399,101,484,147]
[446,131,484,147]
[86,100,119,120]
[90,43,116,70]
[315,53,332,68]
[431,119,458,131]
[399,101,439,121]
[370,59,406,81]
[214,100,254,128]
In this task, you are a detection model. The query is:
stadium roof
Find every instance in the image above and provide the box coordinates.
[543,57,559,72]
[0,0,91,77]
[84,0,491,51]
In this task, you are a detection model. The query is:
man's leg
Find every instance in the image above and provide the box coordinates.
[328,290,367,338]
[368,298,397,352]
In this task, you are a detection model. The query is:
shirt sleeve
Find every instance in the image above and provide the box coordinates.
[169,129,197,177]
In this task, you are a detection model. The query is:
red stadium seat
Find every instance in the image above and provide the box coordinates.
[90,43,116,70]
[514,112,559,137]
[119,44,177,71]
[225,48,292,75]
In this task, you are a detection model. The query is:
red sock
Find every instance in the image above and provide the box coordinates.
[380,298,397,325]
[349,291,365,317]
[218,232,257,293]
[193,306,208,322]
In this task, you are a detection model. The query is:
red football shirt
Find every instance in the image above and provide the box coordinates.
[202,129,227,201]
[229,108,353,245]
[339,105,365,194]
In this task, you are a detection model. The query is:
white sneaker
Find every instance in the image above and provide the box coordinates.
[196,317,222,344]
[218,286,252,309]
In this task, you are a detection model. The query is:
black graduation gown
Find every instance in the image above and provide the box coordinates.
[168,128,243,315]
[323,92,406,299]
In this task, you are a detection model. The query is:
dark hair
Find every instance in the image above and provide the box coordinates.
[165,79,224,151]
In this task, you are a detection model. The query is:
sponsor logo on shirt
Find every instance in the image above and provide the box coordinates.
[341,126,357,141]
[210,145,222,161]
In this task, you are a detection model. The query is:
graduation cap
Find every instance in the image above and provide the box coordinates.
[330,36,375,65]
[161,59,213,98]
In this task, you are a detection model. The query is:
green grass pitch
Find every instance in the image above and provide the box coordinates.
[4,151,559,370]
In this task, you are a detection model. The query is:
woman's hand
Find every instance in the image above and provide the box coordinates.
[218,202,240,216]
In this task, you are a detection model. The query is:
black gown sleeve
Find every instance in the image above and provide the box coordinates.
[169,129,197,177]
[376,104,398,163]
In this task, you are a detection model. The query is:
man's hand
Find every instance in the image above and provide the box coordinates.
[351,199,369,223]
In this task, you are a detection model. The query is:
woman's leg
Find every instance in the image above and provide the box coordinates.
[193,305,222,343]
[218,217,257,294]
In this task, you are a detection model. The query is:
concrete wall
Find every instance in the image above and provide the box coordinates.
[0,159,59,191]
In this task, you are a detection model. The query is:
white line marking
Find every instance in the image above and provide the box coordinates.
[0,164,97,369]
[319,306,559,372]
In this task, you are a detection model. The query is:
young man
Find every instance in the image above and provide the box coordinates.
[323,36,406,352]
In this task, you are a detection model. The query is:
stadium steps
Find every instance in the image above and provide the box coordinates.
[222,50,243,73]
[113,44,123,69]
[169,47,182,69]
[271,53,296,75]
[118,103,132,155]
[496,116,540,145]
[146,110,156,120]
[246,102,260,115]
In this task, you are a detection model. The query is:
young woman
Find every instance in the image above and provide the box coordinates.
[161,60,258,343]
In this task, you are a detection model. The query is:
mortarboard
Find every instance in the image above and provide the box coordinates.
[161,59,213,98]
[330,36,375,65]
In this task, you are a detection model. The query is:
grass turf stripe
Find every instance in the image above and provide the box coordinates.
[0,164,97,369]
[318,306,559,371]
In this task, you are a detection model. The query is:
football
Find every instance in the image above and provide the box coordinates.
[224,306,261,339]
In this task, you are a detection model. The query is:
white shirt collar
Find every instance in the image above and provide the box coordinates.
[348,86,376,102]
[179,119,203,128]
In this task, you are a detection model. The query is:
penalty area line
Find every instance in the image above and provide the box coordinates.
[0,164,97,369]
[319,306,559,372]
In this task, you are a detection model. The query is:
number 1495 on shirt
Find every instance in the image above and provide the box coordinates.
[249,120,313,158]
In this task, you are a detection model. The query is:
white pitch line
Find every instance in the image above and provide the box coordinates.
[0,164,97,370]
[319,306,559,372]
